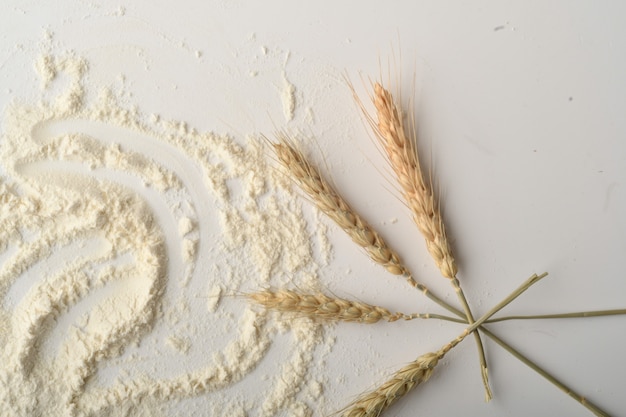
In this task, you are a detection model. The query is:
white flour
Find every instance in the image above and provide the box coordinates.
[281,70,297,122]
[0,51,332,417]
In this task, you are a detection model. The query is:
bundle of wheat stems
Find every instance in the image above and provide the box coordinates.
[248,78,625,417]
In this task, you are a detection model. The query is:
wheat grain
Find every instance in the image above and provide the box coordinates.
[271,133,410,278]
[248,289,416,323]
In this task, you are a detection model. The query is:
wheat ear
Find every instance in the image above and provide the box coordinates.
[340,273,547,417]
[370,82,456,279]
[271,133,409,278]
[249,289,405,323]
[248,289,424,323]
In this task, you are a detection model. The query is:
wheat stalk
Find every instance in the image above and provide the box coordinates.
[478,327,610,417]
[351,79,493,399]
[485,308,626,323]
[248,289,461,324]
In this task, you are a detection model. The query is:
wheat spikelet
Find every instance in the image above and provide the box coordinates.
[248,289,412,323]
[341,352,440,417]
[367,82,457,279]
[271,132,410,278]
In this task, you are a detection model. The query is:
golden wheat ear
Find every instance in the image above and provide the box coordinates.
[370,81,457,279]
[269,132,413,278]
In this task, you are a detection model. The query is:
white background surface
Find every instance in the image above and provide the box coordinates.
[1,1,625,416]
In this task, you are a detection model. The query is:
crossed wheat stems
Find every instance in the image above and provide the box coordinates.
[248,78,624,417]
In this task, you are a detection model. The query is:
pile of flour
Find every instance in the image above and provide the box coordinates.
[0,51,332,417]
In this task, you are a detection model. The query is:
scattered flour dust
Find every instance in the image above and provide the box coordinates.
[281,70,297,122]
[0,52,333,416]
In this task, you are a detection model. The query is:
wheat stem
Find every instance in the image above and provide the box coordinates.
[440,274,611,416]
[406,274,461,313]
[451,277,492,400]
[440,273,547,354]
[406,312,466,324]
[485,309,626,323]
[340,272,544,417]
[479,327,610,417]
[418,272,610,417]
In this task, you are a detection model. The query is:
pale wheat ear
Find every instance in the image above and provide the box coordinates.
[248,289,406,324]
[338,352,440,417]
[247,288,462,325]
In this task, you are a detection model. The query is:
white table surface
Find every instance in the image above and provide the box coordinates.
[1,2,625,416]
